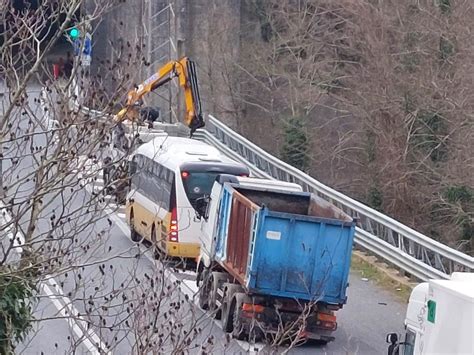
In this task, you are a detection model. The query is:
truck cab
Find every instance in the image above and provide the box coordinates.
[387,272,474,355]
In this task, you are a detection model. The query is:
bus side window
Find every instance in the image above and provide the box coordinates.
[152,161,160,177]
[131,166,142,190]
[130,155,142,188]
[144,156,153,174]
[157,168,170,210]
[160,166,167,180]
[167,170,173,184]
[146,163,159,204]
[128,159,137,175]
[135,154,144,171]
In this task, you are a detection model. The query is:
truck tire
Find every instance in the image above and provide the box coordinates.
[231,292,247,340]
[129,214,141,242]
[209,272,230,319]
[221,283,244,332]
[248,323,264,344]
[198,268,211,310]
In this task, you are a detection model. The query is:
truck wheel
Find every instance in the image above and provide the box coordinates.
[221,303,232,333]
[248,325,264,344]
[221,283,244,333]
[198,268,211,310]
[231,292,247,340]
[209,272,229,319]
[129,214,141,242]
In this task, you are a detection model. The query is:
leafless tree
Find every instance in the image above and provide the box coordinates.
[0,1,220,353]
[229,0,473,254]
[230,0,364,192]
[336,0,474,253]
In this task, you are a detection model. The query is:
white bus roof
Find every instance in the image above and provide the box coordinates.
[134,135,245,171]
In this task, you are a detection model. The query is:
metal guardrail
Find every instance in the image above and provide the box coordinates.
[70,98,473,280]
[196,115,474,281]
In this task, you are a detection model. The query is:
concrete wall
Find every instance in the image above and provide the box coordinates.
[182,0,242,128]
[86,0,148,107]
[87,0,242,127]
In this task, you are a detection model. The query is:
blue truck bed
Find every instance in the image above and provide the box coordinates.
[215,185,356,306]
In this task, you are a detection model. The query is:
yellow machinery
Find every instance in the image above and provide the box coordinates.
[116,57,205,134]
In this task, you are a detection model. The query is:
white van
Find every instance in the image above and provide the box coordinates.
[386,272,474,355]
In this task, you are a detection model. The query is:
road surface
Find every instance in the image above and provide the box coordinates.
[1,82,407,354]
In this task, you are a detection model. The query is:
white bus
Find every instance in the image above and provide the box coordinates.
[126,135,249,259]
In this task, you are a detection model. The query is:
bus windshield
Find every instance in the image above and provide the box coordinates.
[180,164,249,209]
[182,172,220,204]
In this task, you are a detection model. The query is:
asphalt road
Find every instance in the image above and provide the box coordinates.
[2,82,407,354]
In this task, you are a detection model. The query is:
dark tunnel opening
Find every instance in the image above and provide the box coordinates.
[3,1,82,48]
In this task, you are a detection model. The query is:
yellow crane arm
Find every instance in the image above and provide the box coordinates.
[116,57,204,133]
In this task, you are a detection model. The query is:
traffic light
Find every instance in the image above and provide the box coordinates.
[68,27,80,40]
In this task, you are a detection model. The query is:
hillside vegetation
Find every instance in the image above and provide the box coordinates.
[234,0,473,254]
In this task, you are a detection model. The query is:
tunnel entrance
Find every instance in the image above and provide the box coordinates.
[5,1,81,49]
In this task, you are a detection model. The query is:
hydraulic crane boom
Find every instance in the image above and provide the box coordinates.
[116,57,205,133]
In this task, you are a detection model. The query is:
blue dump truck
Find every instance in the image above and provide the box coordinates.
[196,175,356,343]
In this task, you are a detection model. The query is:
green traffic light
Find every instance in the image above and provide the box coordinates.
[69,28,80,39]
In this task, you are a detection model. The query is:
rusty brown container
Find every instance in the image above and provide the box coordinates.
[222,191,258,284]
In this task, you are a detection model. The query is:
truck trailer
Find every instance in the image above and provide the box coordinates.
[196,175,356,343]
[387,272,474,355]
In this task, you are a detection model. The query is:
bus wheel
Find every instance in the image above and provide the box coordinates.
[151,227,163,259]
[129,214,140,242]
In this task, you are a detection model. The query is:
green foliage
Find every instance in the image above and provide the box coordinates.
[403,92,417,114]
[436,0,451,14]
[0,274,35,354]
[400,31,422,73]
[442,185,474,243]
[411,110,448,162]
[439,36,455,61]
[365,130,376,163]
[367,186,383,211]
[418,110,445,131]
[444,185,473,204]
[404,31,422,49]
[254,0,273,42]
[460,220,474,242]
[280,117,310,171]
[400,52,420,73]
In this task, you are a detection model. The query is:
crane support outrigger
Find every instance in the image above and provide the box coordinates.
[116,57,205,134]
